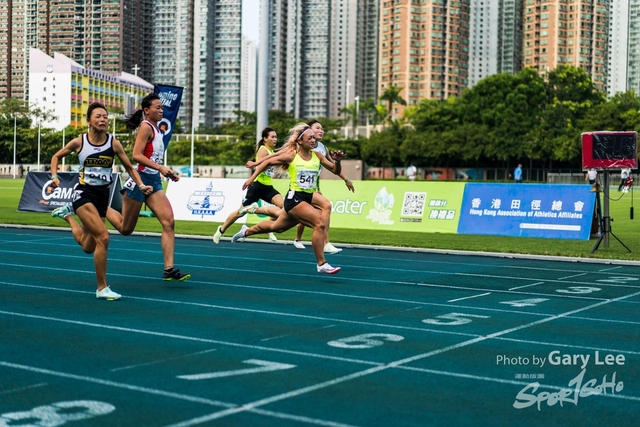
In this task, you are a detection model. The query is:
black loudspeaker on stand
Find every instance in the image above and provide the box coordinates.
[591,171,631,254]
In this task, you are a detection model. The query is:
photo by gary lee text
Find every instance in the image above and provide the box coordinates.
[497,351,625,369]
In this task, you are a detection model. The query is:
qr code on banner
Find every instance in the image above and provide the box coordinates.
[402,192,426,216]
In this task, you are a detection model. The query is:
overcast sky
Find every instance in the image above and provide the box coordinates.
[242,0,261,44]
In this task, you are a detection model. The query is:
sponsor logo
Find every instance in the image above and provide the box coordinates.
[330,198,368,215]
[158,118,172,137]
[187,182,225,218]
[366,187,394,225]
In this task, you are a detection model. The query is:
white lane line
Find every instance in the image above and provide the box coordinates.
[0,362,357,427]
[161,289,640,427]
[111,348,218,372]
[0,310,385,367]
[3,281,639,334]
[509,282,545,291]
[260,325,337,342]
[447,292,491,303]
[4,304,639,372]
[367,306,423,320]
[3,261,636,311]
[4,250,640,291]
[600,266,623,272]
[0,382,48,395]
[3,227,640,274]
[557,272,588,280]
[0,290,482,340]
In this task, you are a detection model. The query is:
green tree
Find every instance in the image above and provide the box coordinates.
[361,122,404,169]
[379,85,407,121]
[542,66,605,167]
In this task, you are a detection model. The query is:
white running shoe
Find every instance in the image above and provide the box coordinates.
[317,263,341,274]
[324,242,342,254]
[213,226,223,244]
[293,240,306,250]
[268,232,278,242]
[239,202,259,216]
[51,205,72,219]
[231,225,249,243]
[96,286,121,300]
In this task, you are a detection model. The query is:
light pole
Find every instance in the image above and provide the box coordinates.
[12,116,17,179]
[62,127,66,169]
[344,80,351,138]
[354,96,359,137]
[37,121,41,171]
[256,0,270,142]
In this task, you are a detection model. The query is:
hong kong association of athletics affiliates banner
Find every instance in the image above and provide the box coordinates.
[457,183,596,240]
[17,172,123,213]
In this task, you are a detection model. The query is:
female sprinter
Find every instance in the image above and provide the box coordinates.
[50,102,152,300]
[213,127,283,244]
[105,93,190,281]
[232,123,345,274]
[292,119,354,253]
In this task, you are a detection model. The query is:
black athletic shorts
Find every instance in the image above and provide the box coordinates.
[72,184,110,217]
[283,190,314,213]
[243,181,280,206]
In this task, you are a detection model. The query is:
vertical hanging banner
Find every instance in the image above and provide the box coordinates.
[154,84,183,149]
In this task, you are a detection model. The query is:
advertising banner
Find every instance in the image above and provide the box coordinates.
[165,178,249,222]
[154,84,183,149]
[246,180,466,233]
[457,183,595,240]
[18,172,123,213]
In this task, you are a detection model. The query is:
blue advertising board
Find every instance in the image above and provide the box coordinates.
[457,183,595,240]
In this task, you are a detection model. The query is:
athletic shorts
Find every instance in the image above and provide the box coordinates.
[125,172,163,203]
[283,190,314,213]
[72,184,111,217]
[243,181,280,206]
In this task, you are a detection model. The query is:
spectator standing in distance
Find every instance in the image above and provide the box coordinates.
[514,164,523,183]
[406,163,417,181]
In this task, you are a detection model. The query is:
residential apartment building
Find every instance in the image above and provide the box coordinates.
[630,0,640,93]
[608,0,640,95]
[154,0,241,130]
[469,0,523,87]
[240,36,258,112]
[267,0,377,119]
[378,0,470,116]
[355,0,381,106]
[522,0,609,91]
[28,48,152,130]
[1,0,153,101]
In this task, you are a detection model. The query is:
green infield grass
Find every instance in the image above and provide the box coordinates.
[2,177,640,261]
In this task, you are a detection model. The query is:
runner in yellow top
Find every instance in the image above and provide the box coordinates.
[232,122,345,274]
[213,128,283,243]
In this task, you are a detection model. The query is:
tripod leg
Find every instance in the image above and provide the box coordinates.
[591,233,605,254]
[609,231,632,253]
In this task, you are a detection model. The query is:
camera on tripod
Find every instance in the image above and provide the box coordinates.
[582,131,638,252]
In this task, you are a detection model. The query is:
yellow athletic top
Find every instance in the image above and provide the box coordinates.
[255,146,275,186]
[288,151,320,193]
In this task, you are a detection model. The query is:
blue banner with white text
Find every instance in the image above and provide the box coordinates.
[457,183,595,240]
[154,84,183,149]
